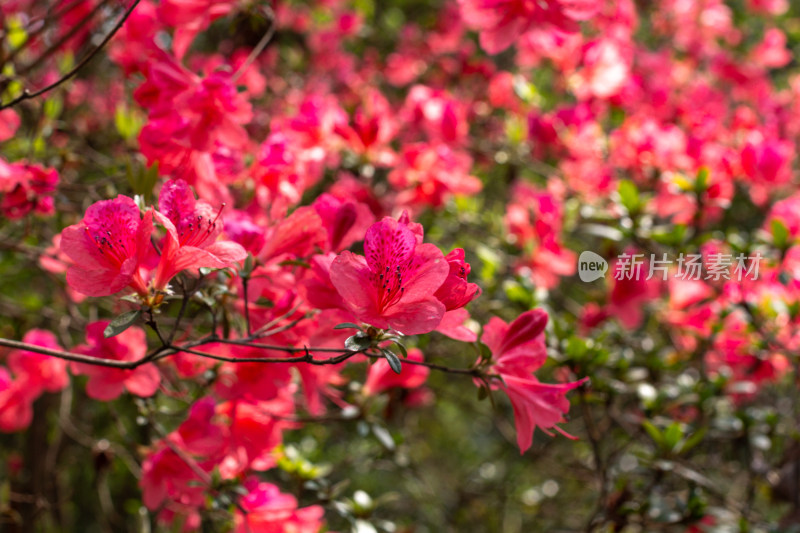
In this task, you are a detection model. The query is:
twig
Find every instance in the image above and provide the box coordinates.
[17,0,113,76]
[0,0,142,110]
[230,6,276,84]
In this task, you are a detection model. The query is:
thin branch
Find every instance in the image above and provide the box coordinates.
[378,355,482,376]
[230,6,276,84]
[166,281,192,346]
[17,0,113,76]
[0,0,141,110]
[171,344,362,366]
[0,336,148,369]
[200,337,356,353]
[0,335,482,376]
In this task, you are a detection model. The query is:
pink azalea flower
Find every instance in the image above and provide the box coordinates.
[434,249,481,311]
[60,195,154,297]
[140,444,207,512]
[72,322,160,401]
[459,0,599,54]
[499,374,587,453]
[8,330,69,395]
[153,179,247,290]
[330,215,449,335]
[215,395,294,475]
[0,367,36,433]
[333,89,398,167]
[235,478,324,533]
[435,308,479,342]
[0,160,59,219]
[159,0,237,59]
[0,109,20,142]
[481,309,587,453]
[388,143,482,210]
[740,135,793,188]
[364,348,430,395]
[312,193,375,252]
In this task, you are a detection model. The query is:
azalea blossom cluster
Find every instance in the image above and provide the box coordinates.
[2,175,583,527]
[60,178,246,303]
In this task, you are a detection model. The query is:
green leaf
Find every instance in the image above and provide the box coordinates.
[382,348,402,374]
[43,97,62,119]
[241,254,254,278]
[278,259,311,269]
[104,310,142,338]
[618,180,640,213]
[642,420,664,448]
[345,333,371,351]
[7,18,27,49]
[663,422,684,451]
[371,424,395,451]
[772,219,790,250]
[334,322,362,331]
[477,384,488,401]
[695,166,709,192]
[678,427,707,455]
[394,342,408,359]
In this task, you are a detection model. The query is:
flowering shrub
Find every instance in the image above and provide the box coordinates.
[2,0,800,531]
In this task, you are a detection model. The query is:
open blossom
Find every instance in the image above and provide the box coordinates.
[0,367,36,433]
[60,195,154,297]
[388,143,482,210]
[8,330,69,395]
[0,159,59,219]
[0,109,20,142]
[152,179,247,290]
[459,0,600,54]
[235,478,325,533]
[330,215,449,335]
[0,330,69,433]
[72,322,160,401]
[435,249,481,311]
[481,309,586,453]
[312,193,375,252]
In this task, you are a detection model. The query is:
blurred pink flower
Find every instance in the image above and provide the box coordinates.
[73,322,160,400]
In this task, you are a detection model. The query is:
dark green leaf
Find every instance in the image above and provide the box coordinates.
[241,254,254,278]
[334,322,362,331]
[394,342,408,358]
[382,348,402,374]
[104,310,141,338]
[345,333,371,351]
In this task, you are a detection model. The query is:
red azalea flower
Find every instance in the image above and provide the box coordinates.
[330,215,449,335]
[60,195,154,297]
[434,249,481,311]
[482,309,587,453]
[153,179,247,290]
[72,322,160,401]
